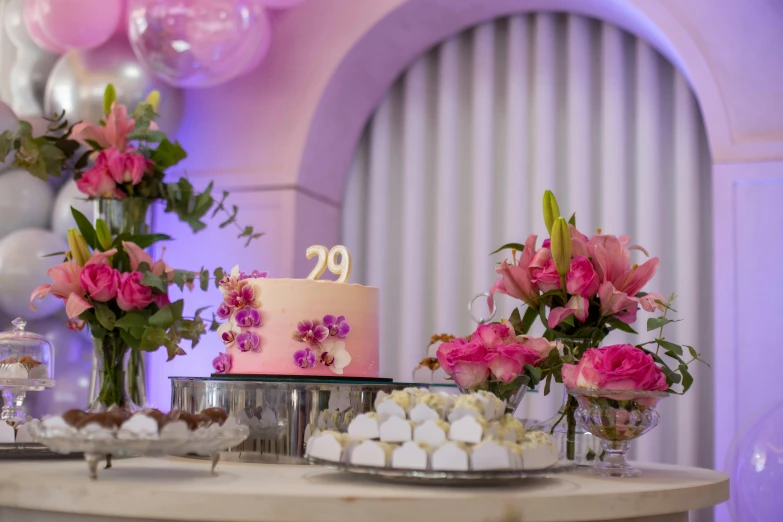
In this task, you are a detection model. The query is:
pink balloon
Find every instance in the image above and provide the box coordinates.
[23,0,66,54]
[115,0,130,35]
[37,0,122,51]
[129,0,272,88]
[260,0,306,9]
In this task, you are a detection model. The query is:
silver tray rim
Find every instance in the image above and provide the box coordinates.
[307,456,577,484]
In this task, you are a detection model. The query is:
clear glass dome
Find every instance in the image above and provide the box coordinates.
[0,318,55,390]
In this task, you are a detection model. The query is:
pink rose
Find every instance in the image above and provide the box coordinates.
[566,255,600,298]
[531,258,561,293]
[485,343,542,382]
[116,272,154,311]
[562,344,668,392]
[78,263,120,302]
[76,162,119,198]
[470,323,513,349]
[436,339,487,378]
[520,336,556,360]
[451,361,491,389]
[106,147,149,185]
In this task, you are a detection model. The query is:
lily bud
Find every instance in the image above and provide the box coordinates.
[542,190,561,235]
[67,229,90,267]
[550,217,572,277]
[103,84,116,116]
[145,90,161,112]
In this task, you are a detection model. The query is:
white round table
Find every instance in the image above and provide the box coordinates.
[0,457,728,522]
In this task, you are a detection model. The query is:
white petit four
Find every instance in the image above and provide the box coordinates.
[306,431,350,462]
[392,441,429,470]
[473,391,505,421]
[485,414,526,442]
[413,420,449,446]
[379,416,413,443]
[431,442,471,471]
[350,440,395,467]
[448,415,485,444]
[520,432,558,470]
[118,414,159,440]
[347,413,380,440]
[160,420,190,440]
[41,415,76,437]
[471,440,512,470]
[0,422,14,443]
[409,403,440,424]
[15,421,35,443]
[448,395,485,422]
[341,410,356,430]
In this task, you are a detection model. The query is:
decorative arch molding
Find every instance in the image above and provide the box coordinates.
[297,0,731,203]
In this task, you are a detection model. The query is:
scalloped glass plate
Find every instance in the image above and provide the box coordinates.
[307,456,577,485]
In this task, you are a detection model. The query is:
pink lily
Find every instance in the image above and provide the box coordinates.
[71,102,135,152]
[593,237,660,296]
[122,241,173,278]
[598,281,638,324]
[548,295,588,329]
[638,292,667,313]
[30,260,91,318]
[489,234,540,305]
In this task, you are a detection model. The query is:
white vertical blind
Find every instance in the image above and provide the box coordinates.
[341,11,712,493]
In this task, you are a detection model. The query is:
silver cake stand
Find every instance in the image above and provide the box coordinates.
[171,376,455,464]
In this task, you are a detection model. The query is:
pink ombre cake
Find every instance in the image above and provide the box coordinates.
[213,267,380,378]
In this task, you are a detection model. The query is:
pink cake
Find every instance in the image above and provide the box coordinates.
[212,267,380,378]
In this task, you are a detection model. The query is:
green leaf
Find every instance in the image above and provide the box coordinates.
[544,372,553,395]
[113,233,172,250]
[125,130,167,142]
[520,306,539,335]
[140,327,167,352]
[119,329,141,350]
[647,317,681,331]
[605,316,638,334]
[567,212,576,226]
[194,306,210,318]
[509,308,523,335]
[172,270,188,291]
[151,139,187,169]
[687,345,699,360]
[213,267,225,289]
[141,272,167,292]
[41,251,67,258]
[679,364,694,393]
[489,243,526,256]
[656,339,683,356]
[149,300,184,330]
[115,312,150,331]
[103,84,116,116]
[95,219,112,251]
[199,268,209,291]
[92,302,116,330]
[524,364,542,385]
[71,207,97,249]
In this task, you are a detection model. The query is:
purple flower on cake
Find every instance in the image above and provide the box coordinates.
[294,348,317,369]
[212,352,231,373]
[292,319,329,346]
[225,281,258,310]
[235,308,262,328]
[323,314,350,339]
[239,270,268,281]
[216,302,232,320]
[320,341,352,375]
[237,331,261,352]
[221,329,237,346]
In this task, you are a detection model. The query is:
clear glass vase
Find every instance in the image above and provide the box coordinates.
[87,198,153,408]
[457,375,531,415]
[530,338,602,465]
[569,387,667,477]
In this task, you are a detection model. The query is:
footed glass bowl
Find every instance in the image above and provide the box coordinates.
[567,387,668,478]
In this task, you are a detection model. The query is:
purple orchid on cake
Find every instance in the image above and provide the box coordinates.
[213,352,231,373]
[291,314,353,373]
[292,319,329,346]
[235,308,262,328]
[294,348,317,369]
[237,331,261,352]
[323,314,350,338]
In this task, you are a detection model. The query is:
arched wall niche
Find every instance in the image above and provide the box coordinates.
[297,0,729,204]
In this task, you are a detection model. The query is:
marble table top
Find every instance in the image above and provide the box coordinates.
[0,457,728,522]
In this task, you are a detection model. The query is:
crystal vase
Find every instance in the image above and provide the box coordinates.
[458,375,531,414]
[569,387,667,477]
[87,198,153,408]
[530,338,602,465]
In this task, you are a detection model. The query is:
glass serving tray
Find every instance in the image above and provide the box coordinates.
[307,456,577,485]
[29,420,250,479]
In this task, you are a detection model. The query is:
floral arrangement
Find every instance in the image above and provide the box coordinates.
[488,190,707,460]
[435,323,555,401]
[6,85,262,408]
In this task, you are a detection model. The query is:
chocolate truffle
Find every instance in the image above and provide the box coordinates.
[139,408,167,430]
[62,409,89,427]
[76,412,119,430]
[166,410,199,431]
[200,407,228,426]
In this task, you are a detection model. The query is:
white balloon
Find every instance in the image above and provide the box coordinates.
[0,102,19,170]
[52,178,94,239]
[0,228,68,320]
[0,170,55,239]
[3,0,37,50]
[10,49,58,117]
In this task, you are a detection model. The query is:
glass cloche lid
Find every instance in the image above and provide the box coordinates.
[0,318,55,389]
